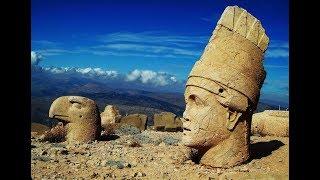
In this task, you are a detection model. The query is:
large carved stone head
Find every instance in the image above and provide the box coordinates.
[48,96,101,143]
[182,6,269,168]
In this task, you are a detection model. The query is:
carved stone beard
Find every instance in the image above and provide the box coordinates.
[182,86,252,168]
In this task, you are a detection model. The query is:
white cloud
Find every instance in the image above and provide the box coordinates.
[126,69,178,86]
[31,51,43,65]
[126,69,142,81]
[170,76,177,82]
[264,65,288,69]
[89,31,208,58]
[98,31,208,46]
[34,65,180,87]
[140,70,157,83]
[265,40,289,58]
[93,43,201,58]
[32,40,59,47]
[269,40,289,48]
[265,49,289,58]
[200,17,211,22]
[35,49,76,56]
[43,67,118,78]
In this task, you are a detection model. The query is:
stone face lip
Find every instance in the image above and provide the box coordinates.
[182,5,269,168]
[153,112,183,132]
[251,110,289,137]
[100,105,122,129]
[48,96,101,143]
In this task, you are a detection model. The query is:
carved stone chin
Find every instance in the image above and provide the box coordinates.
[182,5,269,168]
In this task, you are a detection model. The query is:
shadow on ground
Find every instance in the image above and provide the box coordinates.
[250,140,285,160]
[99,134,120,141]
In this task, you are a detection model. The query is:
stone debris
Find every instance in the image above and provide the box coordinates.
[32,130,288,179]
[153,112,183,132]
[100,105,122,130]
[251,110,289,137]
[119,113,148,131]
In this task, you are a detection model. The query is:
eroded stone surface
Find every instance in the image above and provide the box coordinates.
[101,105,121,125]
[182,6,269,168]
[47,96,101,143]
[119,114,147,131]
[153,112,183,132]
[100,105,122,132]
[251,110,289,137]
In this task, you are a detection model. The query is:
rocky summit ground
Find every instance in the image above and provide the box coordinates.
[31,130,288,180]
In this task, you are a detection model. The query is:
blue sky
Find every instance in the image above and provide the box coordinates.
[31,0,289,106]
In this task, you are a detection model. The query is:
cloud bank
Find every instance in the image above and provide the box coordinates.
[126,69,177,86]
[265,40,289,58]
[32,33,289,61]
[31,51,43,65]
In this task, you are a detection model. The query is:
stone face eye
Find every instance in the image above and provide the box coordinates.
[189,94,204,106]
[219,88,224,93]
[71,102,81,109]
[189,95,196,101]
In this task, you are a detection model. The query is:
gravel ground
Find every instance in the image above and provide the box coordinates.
[31,130,288,179]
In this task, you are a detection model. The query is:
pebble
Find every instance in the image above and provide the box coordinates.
[90,172,99,178]
[60,149,69,155]
[134,172,146,177]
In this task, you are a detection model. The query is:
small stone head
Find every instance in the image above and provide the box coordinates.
[48,96,101,143]
[101,105,122,128]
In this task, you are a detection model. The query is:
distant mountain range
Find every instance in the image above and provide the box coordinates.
[31,71,283,127]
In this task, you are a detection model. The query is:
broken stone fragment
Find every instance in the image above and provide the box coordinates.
[153,112,183,132]
[118,114,147,131]
[100,105,122,129]
[251,110,289,137]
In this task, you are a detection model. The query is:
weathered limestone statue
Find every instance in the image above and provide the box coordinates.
[48,96,101,143]
[119,114,147,131]
[100,105,122,129]
[182,6,269,168]
[153,112,183,132]
[251,110,289,137]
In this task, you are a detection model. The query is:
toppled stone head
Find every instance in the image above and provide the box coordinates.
[48,96,101,143]
[182,6,269,168]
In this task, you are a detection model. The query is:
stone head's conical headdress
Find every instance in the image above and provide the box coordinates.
[186,6,269,111]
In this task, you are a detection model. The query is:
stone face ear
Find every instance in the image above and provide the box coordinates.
[225,109,242,131]
[216,91,249,113]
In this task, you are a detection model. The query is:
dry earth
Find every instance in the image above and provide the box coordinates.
[31,130,288,180]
